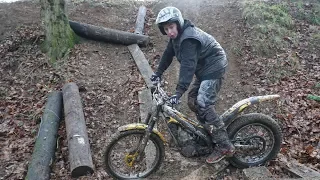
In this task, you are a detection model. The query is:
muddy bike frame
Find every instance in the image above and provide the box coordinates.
[136,82,280,155]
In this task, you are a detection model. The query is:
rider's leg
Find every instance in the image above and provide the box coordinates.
[196,78,235,164]
[187,79,203,122]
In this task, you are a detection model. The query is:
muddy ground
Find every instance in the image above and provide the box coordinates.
[0,0,306,179]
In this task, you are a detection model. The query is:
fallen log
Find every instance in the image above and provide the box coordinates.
[128,44,154,88]
[26,91,63,180]
[181,160,229,180]
[134,6,147,34]
[62,82,94,178]
[278,154,320,179]
[282,160,320,179]
[69,20,150,47]
[242,166,273,180]
[138,88,152,122]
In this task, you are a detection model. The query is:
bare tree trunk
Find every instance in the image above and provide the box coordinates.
[40,0,76,63]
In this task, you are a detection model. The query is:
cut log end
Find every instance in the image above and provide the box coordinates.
[71,166,94,178]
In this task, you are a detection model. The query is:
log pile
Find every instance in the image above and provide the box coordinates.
[27,84,94,179]
[27,5,155,179]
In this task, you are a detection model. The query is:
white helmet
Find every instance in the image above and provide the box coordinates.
[155,6,184,35]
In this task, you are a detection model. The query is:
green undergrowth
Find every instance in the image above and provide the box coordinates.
[243,0,320,57]
[294,0,320,25]
[243,1,296,56]
[311,32,320,50]
[241,0,320,82]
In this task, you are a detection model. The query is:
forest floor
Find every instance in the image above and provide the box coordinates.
[0,0,319,179]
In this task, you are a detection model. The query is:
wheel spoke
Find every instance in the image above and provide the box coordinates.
[233,123,275,164]
[105,132,160,179]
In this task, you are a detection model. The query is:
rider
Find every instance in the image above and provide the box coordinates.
[150,6,235,163]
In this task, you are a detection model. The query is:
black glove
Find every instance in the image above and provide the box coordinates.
[169,93,181,104]
[150,73,161,85]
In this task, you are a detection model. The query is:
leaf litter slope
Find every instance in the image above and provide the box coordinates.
[0,0,249,179]
[0,1,144,179]
[1,0,318,179]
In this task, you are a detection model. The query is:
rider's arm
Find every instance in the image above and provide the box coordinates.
[176,39,200,97]
[156,40,175,76]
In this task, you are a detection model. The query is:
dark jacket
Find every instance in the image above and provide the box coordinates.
[156,20,228,96]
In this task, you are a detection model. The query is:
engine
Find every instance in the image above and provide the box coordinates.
[177,125,195,144]
[168,122,212,157]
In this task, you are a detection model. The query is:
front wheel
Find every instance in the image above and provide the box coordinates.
[227,113,282,168]
[104,130,165,179]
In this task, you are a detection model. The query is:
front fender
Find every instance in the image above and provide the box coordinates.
[118,123,166,143]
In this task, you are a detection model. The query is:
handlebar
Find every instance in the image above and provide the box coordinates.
[151,81,181,105]
[151,81,169,104]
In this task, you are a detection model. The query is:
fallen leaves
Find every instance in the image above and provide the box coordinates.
[241,0,320,172]
[0,19,145,179]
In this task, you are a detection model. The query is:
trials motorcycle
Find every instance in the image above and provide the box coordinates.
[103,82,283,179]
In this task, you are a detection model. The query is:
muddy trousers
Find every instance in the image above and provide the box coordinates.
[188,77,234,163]
[187,78,225,129]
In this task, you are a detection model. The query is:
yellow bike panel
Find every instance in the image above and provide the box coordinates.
[168,117,179,124]
[169,117,204,129]
[238,102,251,113]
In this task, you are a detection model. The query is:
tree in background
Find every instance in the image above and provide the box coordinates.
[40,0,76,63]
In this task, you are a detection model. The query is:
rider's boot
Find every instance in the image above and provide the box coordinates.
[204,123,235,164]
[196,113,205,123]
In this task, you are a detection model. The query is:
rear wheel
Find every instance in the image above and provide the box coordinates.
[227,113,282,168]
[104,130,165,179]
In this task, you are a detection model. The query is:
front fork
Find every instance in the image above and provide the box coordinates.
[136,105,161,161]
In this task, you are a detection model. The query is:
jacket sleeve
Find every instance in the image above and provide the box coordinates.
[156,40,175,76]
[176,39,200,96]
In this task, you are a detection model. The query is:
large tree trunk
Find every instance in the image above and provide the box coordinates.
[41,0,76,63]
[62,82,94,178]
[69,20,150,47]
[26,91,63,180]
